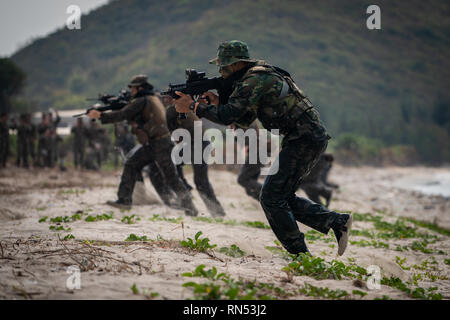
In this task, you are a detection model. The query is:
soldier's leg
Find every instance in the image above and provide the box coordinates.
[0,141,5,167]
[152,138,198,216]
[36,141,42,167]
[237,162,263,201]
[23,138,29,168]
[193,162,226,217]
[80,147,85,169]
[117,146,151,204]
[147,161,177,207]
[29,140,35,163]
[177,164,193,191]
[299,183,323,205]
[260,138,341,255]
[16,138,21,166]
[74,147,79,168]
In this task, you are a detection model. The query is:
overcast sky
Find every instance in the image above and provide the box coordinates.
[0,0,109,57]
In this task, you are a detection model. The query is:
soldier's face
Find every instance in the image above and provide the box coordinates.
[219,65,234,78]
[131,86,138,96]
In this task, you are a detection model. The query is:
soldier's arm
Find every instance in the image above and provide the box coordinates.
[165,105,180,133]
[54,113,61,125]
[99,98,145,124]
[195,74,264,125]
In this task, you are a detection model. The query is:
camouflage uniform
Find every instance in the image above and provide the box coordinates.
[99,75,198,216]
[113,123,136,167]
[297,153,334,207]
[86,120,103,169]
[193,40,351,255]
[12,115,29,168]
[48,113,61,168]
[71,119,87,168]
[36,115,51,167]
[235,121,265,201]
[0,114,10,168]
[155,103,226,217]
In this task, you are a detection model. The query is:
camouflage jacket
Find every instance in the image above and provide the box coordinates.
[196,62,329,142]
[100,90,169,144]
[165,104,204,136]
[71,125,88,146]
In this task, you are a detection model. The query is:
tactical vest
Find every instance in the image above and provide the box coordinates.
[236,62,329,142]
[132,95,170,145]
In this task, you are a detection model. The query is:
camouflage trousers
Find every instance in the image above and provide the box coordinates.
[260,138,339,254]
[118,137,195,212]
[238,161,264,201]
[73,144,85,168]
[0,139,9,167]
[16,137,29,167]
[148,142,225,217]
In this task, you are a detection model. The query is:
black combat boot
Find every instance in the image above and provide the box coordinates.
[331,213,353,256]
[106,199,132,210]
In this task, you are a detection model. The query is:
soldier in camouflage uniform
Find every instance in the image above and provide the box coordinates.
[155,96,226,217]
[320,153,339,190]
[85,119,103,169]
[88,75,198,216]
[297,153,334,207]
[48,111,61,168]
[71,118,87,169]
[25,113,36,166]
[233,120,265,201]
[175,40,352,256]
[12,114,29,168]
[0,112,10,168]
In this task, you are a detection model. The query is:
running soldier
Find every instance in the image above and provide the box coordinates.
[87,75,198,216]
[174,40,352,256]
[153,95,226,217]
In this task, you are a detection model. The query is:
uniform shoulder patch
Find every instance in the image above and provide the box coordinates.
[248,66,270,73]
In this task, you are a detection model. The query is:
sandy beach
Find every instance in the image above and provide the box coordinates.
[0,165,449,300]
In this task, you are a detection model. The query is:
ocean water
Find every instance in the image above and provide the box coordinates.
[394,172,450,198]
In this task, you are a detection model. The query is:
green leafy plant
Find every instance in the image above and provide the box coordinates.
[381,277,443,300]
[49,225,71,232]
[149,214,183,224]
[85,212,114,222]
[299,283,348,299]
[62,234,75,241]
[131,283,139,294]
[182,265,292,300]
[242,221,271,229]
[352,290,367,297]
[121,214,140,224]
[282,253,367,281]
[38,216,48,223]
[180,231,217,252]
[125,234,149,241]
[219,244,246,258]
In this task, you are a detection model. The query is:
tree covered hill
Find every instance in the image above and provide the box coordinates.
[11,0,450,163]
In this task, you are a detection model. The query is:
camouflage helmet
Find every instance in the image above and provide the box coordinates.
[209,40,256,67]
[128,74,150,88]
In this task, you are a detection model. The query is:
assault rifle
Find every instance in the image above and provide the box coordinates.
[161,69,232,119]
[73,90,132,118]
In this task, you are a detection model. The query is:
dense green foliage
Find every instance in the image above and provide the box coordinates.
[0,58,26,112]
[10,0,450,163]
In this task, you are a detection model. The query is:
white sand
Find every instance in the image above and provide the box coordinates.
[0,165,449,300]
